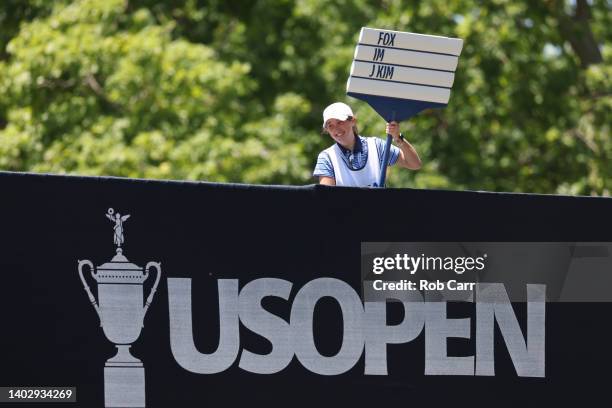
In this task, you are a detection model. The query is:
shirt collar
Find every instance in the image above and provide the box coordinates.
[336,135,362,154]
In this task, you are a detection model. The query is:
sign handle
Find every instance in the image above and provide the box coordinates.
[378,111,396,188]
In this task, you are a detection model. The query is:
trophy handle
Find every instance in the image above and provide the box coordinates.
[142,261,162,322]
[78,259,103,327]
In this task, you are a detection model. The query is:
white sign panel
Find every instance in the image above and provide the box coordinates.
[347,27,463,106]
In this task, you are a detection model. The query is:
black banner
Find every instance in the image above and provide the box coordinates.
[1,171,611,407]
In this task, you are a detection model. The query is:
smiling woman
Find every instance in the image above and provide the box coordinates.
[313,102,422,187]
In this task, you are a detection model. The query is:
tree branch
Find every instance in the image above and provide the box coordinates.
[84,73,122,113]
[546,0,603,68]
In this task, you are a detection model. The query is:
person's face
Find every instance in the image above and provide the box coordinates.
[324,117,355,146]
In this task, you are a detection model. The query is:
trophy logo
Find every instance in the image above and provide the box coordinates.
[78,208,162,408]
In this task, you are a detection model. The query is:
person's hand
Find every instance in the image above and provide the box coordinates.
[385,121,401,142]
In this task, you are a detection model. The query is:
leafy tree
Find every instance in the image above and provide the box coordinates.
[0,0,609,195]
[0,0,311,183]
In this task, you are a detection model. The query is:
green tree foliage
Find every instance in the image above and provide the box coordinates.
[0,0,610,194]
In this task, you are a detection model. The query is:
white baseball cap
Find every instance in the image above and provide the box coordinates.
[322,102,354,128]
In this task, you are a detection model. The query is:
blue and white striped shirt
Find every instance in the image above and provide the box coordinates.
[313,136,400,179]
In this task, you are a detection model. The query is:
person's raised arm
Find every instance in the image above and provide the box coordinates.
[386,121,422,170]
